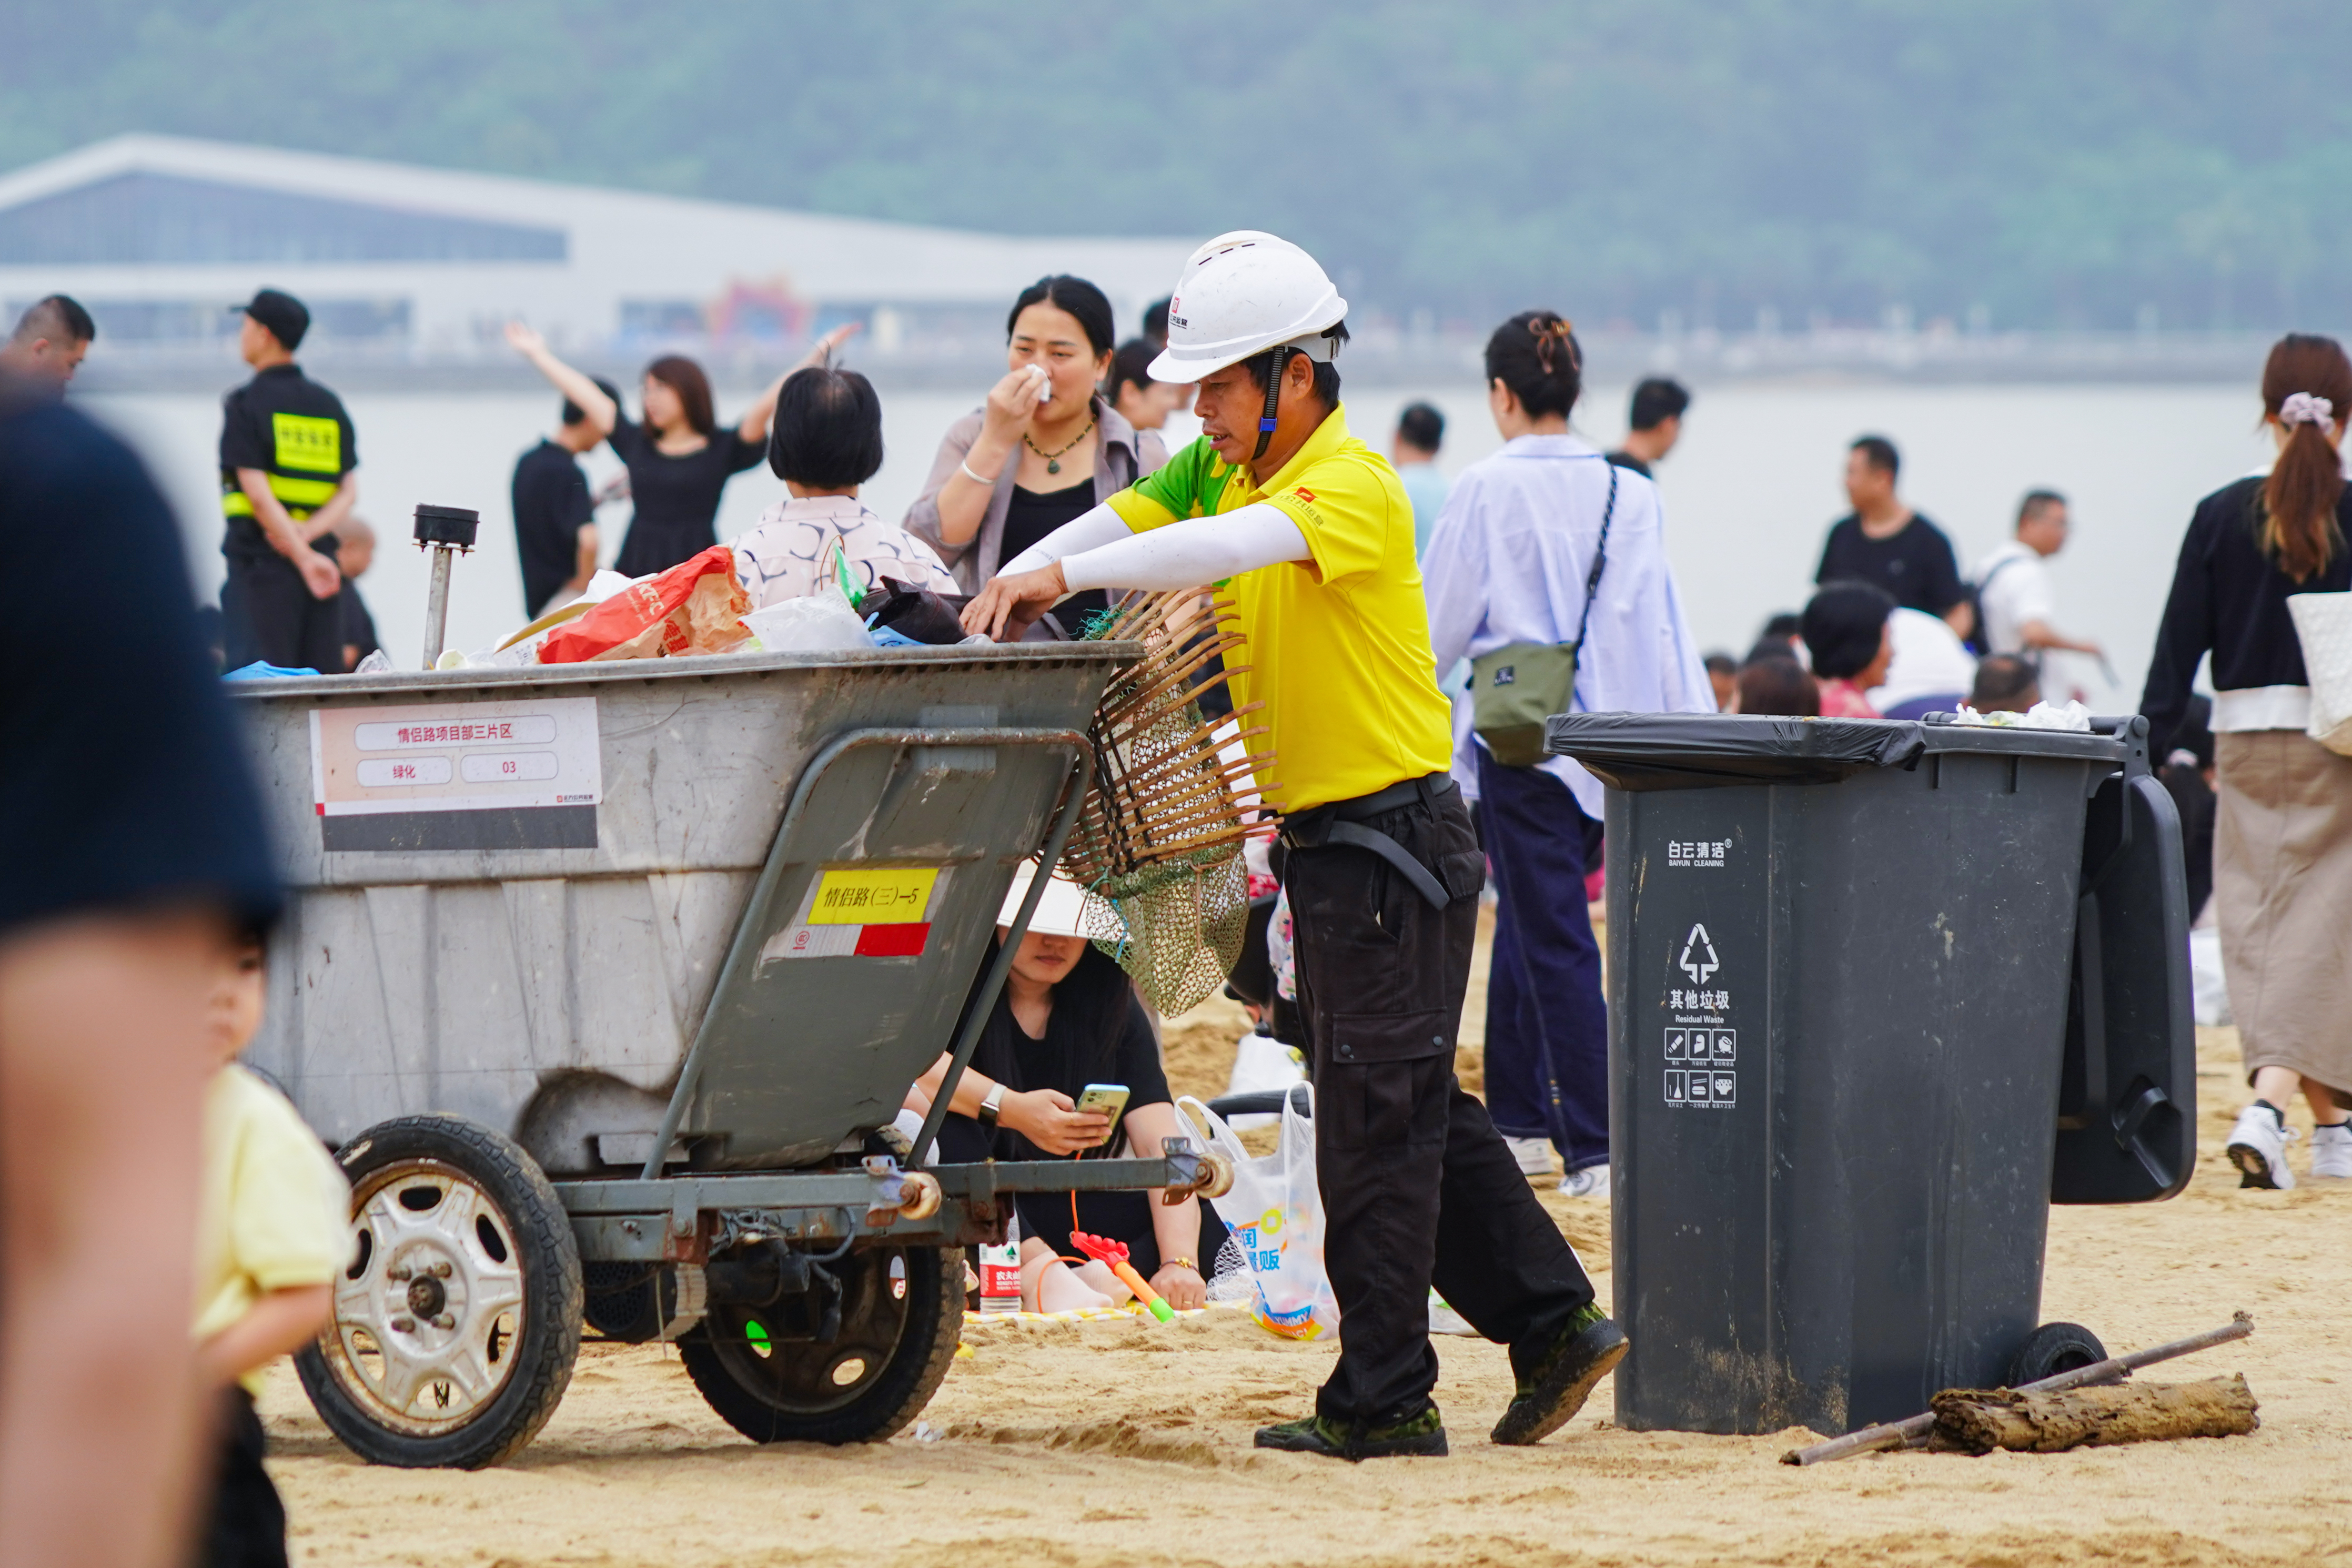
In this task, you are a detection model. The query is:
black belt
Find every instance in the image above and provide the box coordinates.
[1282,772,1460,908]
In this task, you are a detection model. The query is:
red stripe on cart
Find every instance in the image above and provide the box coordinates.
[854,922,931,957]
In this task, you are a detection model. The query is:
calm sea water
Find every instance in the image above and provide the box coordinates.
[87,380,2275,704]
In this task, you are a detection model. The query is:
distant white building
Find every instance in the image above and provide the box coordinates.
[0,136,1192,362]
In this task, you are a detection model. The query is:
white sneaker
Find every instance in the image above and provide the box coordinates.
[1505,1136,1555,1177]
[2309,1122,2352,1180]
[1560,1164,1611,1199]
[2226,1104,2298,1190]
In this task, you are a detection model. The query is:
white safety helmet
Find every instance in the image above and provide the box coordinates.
[1146,230,1348,385]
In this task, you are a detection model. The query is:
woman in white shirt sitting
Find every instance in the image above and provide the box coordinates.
[732,367,957,608]
[1421,311,1714,1199]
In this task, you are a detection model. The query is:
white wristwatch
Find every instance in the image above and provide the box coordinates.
[978,1082,1007,1131]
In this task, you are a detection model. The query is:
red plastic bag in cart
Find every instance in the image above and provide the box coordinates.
[539,545,751,664]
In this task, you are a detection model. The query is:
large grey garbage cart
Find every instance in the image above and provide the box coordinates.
[229,643,1229,1467]
[1547,711,2193,1436]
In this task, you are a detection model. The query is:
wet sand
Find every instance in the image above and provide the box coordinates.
[263,985,2341,1565]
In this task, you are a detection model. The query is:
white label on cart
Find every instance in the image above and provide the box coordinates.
[311,697,600,817]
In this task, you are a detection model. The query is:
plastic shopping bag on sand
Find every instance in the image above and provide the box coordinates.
[1177,1089,1337,1341]
[1223,1030,1307,1130]
[741,584,874,653]
[540,546,751,664]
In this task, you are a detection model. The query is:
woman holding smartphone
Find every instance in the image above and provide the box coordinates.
[910,863,1223,1311]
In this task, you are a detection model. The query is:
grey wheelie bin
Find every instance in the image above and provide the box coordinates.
[1546,711,2194,1435]
[228,642,1231,1468]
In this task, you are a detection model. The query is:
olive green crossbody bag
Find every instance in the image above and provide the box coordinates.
[1468,460,1618,767]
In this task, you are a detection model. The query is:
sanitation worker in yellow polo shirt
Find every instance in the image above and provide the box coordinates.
[964,231,1627,1461]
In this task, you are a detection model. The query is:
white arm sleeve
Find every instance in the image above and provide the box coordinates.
[997,501,1136,577]
[1058,503,1310,594]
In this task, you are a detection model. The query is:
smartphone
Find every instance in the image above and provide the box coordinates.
[1075,1083,1129,1146]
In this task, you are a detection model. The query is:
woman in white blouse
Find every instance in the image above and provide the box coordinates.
[1420,310,1713,1199]
[732,366,956,607]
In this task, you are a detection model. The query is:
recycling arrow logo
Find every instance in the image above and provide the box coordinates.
[1679,923,1719,985]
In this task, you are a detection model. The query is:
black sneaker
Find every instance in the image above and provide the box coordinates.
[1254,1405,1449,1461]
[1490,1303,1629,1446]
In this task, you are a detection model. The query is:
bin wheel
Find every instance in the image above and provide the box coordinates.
[295,1115,583,1469]
[680,1244,960,1445]
[2007,1321,2109,1388]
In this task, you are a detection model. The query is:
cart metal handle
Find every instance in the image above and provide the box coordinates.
[641,725,1092,1181]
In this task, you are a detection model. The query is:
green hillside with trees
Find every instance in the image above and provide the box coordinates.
[5,0,2346,330]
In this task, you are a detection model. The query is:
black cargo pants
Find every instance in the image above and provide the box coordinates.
[1283,774,1599,1427]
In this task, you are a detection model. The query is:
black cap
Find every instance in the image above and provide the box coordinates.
[239,289,309,351]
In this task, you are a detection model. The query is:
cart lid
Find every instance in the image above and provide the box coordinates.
[1546,712,2129,791]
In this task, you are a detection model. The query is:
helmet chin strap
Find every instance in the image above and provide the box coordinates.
[1253,346,1295,462]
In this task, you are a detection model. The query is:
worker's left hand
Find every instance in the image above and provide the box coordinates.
[961,563,1068,642]
[1148,1260,1205,1311]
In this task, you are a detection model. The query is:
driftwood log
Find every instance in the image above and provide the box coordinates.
[1929,1373,2258,1454]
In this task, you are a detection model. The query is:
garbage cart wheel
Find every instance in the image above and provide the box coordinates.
[295,1115,583,1469]
[680,1243,960,1445]
[2007,1321,2108,1388]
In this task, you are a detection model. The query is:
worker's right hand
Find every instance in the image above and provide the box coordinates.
[976,363,1051,450]
[1002,1088,1112,1156]
[299,549,344,601]
[962,563,1068,642]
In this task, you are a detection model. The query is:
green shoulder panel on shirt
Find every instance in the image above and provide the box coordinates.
[1109,435,1241,531]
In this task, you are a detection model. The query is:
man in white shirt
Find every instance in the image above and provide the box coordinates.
[1974,489,2104,699]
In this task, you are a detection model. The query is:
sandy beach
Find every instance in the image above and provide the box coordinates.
[260,972,2344,1566]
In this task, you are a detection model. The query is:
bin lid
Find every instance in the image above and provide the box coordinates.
[1547,712,2129,791]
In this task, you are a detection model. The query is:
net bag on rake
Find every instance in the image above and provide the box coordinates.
[1063,589,1276,1015]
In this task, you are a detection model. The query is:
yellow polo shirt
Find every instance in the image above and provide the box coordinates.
[1104,405,1452,813]
[194,1065,353,1394]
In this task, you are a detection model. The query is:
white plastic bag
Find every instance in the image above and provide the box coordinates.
[2287,591,2352,755]
[1176,1089,1336,1341]
[2189,924,2232,1027]
[1222,1030,1307,1130]
[741,585,874,653]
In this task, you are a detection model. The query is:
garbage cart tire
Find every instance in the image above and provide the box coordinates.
[680,1243,960,1445]
[295,1115,584,1469]
[2007,1322,2108,1388]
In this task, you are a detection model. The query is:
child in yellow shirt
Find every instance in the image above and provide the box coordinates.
[192,928,351,1568]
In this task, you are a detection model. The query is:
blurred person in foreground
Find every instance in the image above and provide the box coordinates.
[218,289,358,673]
[1392,401,1448,556]
[2143,332,2352,1189]
[0,294,95,389]
[1975,489,2105,701]
[1424,311,1713,1201]
[1801,580,1897,717]
[1604,377,1689,478]
[1968,652,2042,715]
[511,373,619,618]
[0,366,279,1568]
[1816,435,1972,640]
[1735,654,1820,716]
[506,320,856,579]
[191,929,349,1568]
[731,365,955,606]
[906,275,1166,634]
[960,233,1627,1461]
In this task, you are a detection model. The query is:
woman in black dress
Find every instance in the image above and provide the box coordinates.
[911,863,1224,1311]
[506,321,856,577]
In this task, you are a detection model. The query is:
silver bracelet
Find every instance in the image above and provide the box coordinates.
[958,458,1000,486]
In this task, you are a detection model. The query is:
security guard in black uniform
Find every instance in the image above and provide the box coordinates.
[218,289,359,672]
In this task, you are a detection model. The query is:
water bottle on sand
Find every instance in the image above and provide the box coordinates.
[978,1210,1022,1314]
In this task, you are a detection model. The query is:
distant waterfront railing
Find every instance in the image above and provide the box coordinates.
[67,323,2283,392]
